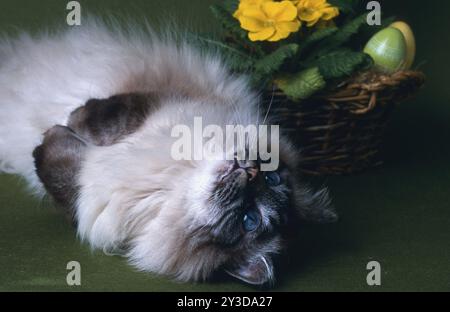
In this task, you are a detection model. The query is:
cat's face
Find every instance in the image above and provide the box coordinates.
[218,160,293,284]
[185,157,290,285]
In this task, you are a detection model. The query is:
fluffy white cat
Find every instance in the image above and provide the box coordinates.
[0,20,336,285]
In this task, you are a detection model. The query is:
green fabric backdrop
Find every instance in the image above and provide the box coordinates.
[0,0,449,291]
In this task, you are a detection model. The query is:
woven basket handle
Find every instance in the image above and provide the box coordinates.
[327,71,425,116]
[351,92,377,115]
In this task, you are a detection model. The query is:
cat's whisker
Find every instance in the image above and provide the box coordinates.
[262,85,276,126]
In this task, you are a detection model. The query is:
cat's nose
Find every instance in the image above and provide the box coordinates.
[237,160,259,182]
[247,166,259,182]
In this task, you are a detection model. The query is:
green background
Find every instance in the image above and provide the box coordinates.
[0,0,449,292]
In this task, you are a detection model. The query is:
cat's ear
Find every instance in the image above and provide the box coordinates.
[68,93,159,146]
[226,255,274,286]
[292,184,338,224]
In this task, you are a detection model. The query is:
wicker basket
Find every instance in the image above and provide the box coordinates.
[266,70,425,176]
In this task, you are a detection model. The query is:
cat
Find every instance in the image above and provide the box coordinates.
[0,20,337,285]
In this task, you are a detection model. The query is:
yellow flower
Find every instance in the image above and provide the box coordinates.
[236,1,301,42]
[233,0,269,19]
[295,0,339,27]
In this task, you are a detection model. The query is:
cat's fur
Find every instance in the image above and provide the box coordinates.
[0,20,337,285]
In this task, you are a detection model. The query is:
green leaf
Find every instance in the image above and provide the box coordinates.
[316,14,367,55]
[210,4,264,57]
[275,68,326,101]
[328,0,363,14]
[297,27,338,56]
[222,0,240,14]
[190,36,255,72]
[331,13,368,44]
[308,50,373,79]
[223,51,255,72]
[210,4,248,40]
[381,16,397,27]
[254,44,299,77]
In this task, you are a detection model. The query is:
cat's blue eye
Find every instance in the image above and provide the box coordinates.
[243,209,260,232]
[265,171,281,186]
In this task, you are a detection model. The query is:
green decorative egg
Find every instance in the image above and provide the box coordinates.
[391,21,416,69]
[364,27,407,73]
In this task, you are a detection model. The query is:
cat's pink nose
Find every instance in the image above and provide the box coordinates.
[238,160,259,182]
[247,166,259,182]
[234,158,259,182]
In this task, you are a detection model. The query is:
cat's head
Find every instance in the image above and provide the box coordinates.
[177,137,337,285]
[34,94,337,286]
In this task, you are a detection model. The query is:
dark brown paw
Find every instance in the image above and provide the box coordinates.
[33,125,87,213]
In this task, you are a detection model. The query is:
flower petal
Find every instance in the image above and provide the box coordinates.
[241,7,267,20]
[307,19,319,27]
[233,9,243,19]
[322,7,339,20]
[276,20,302,33]
[262,1,298,21]
[239,16,265,32]
[235,0,270,16]
[248,27,276,41]
[299,9,322,22]
[268,29,291,42]
[307,0,327,8]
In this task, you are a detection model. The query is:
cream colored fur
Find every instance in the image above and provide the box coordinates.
[0,21,272,281]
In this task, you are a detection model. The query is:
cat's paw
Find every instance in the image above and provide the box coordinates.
[33,125,87,211]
